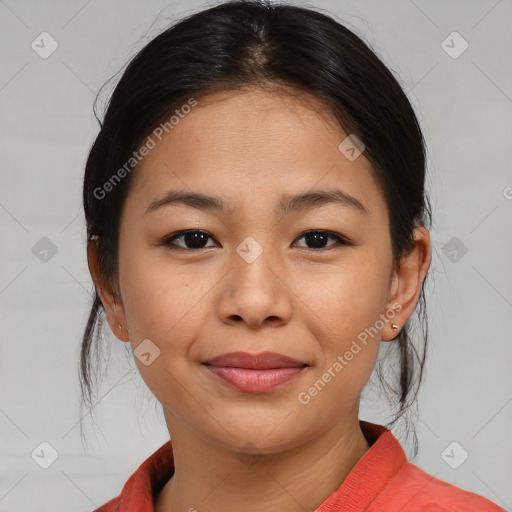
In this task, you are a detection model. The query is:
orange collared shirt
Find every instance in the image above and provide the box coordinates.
[94,421,505,511]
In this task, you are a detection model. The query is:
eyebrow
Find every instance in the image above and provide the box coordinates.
[144,187,369,217]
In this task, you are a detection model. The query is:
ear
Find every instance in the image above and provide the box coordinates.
[382,227,431,341]
[87,240,130,342]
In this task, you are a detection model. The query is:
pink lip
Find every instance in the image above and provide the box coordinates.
[203,351,307,369]
[202,351,308,393]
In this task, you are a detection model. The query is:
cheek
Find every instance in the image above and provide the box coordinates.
[118,253,207,403]
[297,264,385,414]
[119,246,219,352]
[300,257,389,339]
[297,254,389,401]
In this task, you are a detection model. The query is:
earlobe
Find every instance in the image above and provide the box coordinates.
[383,227,431,341]
[87,240,130,342]
[111,295,130,341]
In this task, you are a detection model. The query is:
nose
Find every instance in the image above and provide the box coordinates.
[216,246,293,330]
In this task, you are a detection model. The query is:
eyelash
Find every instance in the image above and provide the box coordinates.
[160,229,351,251]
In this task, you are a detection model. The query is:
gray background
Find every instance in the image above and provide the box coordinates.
[1,0,511,510]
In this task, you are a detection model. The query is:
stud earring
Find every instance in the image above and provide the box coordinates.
[391,323,399,331]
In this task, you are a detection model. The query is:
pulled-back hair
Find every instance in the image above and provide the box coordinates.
[81,0,432,455]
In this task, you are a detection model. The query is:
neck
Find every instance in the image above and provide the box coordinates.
[154,411,371,512]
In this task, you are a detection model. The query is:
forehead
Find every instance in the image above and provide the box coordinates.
[126,87,387,221]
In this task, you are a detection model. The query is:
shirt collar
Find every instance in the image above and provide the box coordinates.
[111,421,406,512]
[316,421,407,511]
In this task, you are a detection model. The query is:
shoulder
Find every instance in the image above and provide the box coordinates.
[369,460,506,512]
[93,496,119,511]
[91,440,174,511]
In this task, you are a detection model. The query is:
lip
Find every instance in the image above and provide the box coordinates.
[202,351,309,393]
[202,351,307,369]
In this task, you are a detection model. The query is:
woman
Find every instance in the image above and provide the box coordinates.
[81,1,505,510]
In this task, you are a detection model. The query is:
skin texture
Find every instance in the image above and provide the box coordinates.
[88,87,431,512]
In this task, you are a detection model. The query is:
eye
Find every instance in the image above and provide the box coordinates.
[294,230,350,250]
[160,229,350,251]
[161,230,217,250]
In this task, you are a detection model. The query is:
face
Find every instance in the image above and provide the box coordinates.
[92,87,430,454]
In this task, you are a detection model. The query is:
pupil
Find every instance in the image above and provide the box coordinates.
[306,232,327,248]
[185,232,207,248]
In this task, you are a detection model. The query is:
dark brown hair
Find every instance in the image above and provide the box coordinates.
[80,0,432,455]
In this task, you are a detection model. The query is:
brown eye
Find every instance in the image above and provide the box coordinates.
[294,230,349,250]
[161,229,350,251]
[162,230,217,250]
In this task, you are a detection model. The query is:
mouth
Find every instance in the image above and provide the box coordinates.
[202,351,309,393]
